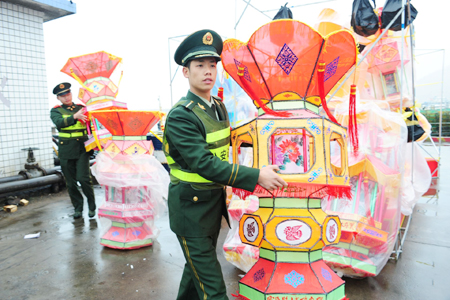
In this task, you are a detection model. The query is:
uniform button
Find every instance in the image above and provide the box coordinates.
[193,196,198,202]
[77,139,79,141]
[61,141,63,144]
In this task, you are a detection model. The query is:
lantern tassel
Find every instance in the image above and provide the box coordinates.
[238,65,291,117]
[317,61,339,124]
[348,84,359,153]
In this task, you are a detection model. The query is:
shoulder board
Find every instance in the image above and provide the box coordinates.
[53,105,61,108]
[176,98,195,111]
[212,95,223,102]
[77,103,86,107]
[212,97,224,108]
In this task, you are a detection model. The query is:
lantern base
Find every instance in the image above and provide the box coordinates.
[100,222,154,250]
[238,257,345,299]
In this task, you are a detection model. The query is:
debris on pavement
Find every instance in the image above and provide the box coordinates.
[24,232,41,239]
[4,205,17,212]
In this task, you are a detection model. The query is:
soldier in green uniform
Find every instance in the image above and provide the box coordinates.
[50,83,96,219]
[163,30,287,300]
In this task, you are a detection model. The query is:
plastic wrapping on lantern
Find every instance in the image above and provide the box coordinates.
[92,152,169,205]
[359,34,414,111]
[98,186,160,250]
[323,99,407,278]
[223,195,260,272]
[92,151,170,250]
[401,142,431,215]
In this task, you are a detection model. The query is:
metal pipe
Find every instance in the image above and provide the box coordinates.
[0,175,26,184]
[0,159,95,184]
[0,174,63,194]
[235,0,252,30]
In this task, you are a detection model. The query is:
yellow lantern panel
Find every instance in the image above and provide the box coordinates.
[260,240,275,250]
[265,217,321,249]
[239,214,264,247]
[309,208,328,224]
[271,208,313,218]
[104,142,120,158]
[322,216,342,245]
[252,208,274,223]
[123,143,147,155]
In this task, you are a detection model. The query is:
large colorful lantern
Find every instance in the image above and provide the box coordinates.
[61,51,127,151]
[91,110,169,250]
[61,51,127,111]
[221,20,357,300]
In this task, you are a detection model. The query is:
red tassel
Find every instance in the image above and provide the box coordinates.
[348,84,359,153]
[218,87,224,101]
[232,187,253,200]
[237,64,291,118]
[233,183,352,200]
[318,61,339,124]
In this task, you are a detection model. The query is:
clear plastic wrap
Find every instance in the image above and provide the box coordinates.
[323,99,407,278]
[223,195,259,272]
[401,142,432,215]
[92,151,170,250]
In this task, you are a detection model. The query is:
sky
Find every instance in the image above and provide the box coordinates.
[43,0,450,111]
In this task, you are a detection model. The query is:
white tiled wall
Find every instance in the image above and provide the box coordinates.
[0,2,54,177]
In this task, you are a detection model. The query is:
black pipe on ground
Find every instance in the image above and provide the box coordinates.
[0,159,95,185]
[0,175,26,184]
[0,174,63,195]
[0,185,55,202]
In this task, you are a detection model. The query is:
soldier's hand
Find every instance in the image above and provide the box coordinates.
[74,108,87,122]
[257,165,287,190]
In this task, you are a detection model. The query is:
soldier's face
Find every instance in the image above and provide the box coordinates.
[57,91,73,106]
[183,58,217,96]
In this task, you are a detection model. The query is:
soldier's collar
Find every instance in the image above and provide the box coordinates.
[186,90,213,109]
[62,103,77,110]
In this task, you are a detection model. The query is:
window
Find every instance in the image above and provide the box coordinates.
[235,132,254,168]
[329,132,345,176]
[382,72,399,97]
[270,128,315,174]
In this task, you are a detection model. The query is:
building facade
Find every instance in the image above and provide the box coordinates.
[0,0,75,177]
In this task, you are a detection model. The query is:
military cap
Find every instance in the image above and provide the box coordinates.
[174,29,223,66]
[53,82,71,96]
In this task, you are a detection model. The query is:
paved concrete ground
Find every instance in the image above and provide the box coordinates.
[1,145,449,300]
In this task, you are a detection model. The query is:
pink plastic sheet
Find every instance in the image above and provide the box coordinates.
[92,152,169,249]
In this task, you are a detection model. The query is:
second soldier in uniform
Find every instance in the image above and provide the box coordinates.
[50,83,96,219]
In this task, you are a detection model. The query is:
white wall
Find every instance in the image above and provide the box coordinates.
[0,1,54,177]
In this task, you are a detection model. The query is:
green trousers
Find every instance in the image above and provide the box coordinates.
[60,151,96,213]
[176,231,228,300]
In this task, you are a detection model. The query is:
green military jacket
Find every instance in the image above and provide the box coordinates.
[50,103,88,160]
[165,91,259,237]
